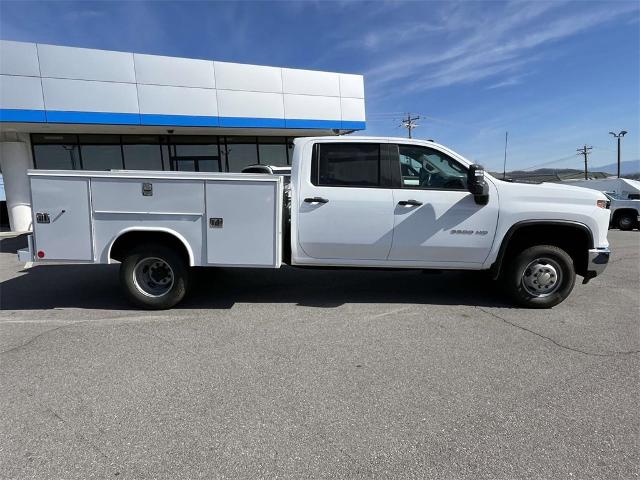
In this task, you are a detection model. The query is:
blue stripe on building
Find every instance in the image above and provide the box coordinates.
[0,109,366,130]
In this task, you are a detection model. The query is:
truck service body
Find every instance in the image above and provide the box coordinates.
[18,136,611,309]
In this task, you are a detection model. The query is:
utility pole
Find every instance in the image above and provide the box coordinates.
[576,145,593,180]
[400,113,420,138]
[609,130,628,178]
[502,131,508,180]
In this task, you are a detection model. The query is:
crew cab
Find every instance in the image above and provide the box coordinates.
[18,136,611,309]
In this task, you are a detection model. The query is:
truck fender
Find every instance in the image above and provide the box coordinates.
[107,227,196,266]
[490,219,594,279]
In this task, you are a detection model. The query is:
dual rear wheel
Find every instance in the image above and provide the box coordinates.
[120,244,190,310]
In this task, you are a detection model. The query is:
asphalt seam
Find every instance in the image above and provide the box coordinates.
[476,306,640,357]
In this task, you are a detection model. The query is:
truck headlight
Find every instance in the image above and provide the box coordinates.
[596,199,608,209]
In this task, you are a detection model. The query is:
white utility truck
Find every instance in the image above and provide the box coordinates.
[18,137,611,309]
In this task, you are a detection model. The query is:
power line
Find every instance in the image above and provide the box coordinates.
[520,153,579,172]
[400,113,420,138]
[576,145,593,180]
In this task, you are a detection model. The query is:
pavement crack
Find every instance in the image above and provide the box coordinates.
[0,322,85,355]
[476,306,640,357]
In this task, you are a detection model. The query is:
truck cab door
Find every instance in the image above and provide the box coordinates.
[294,141,395,262]
[388,144,499,266]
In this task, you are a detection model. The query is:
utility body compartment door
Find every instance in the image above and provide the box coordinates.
[30,176,93,261]
[205,179,282,267]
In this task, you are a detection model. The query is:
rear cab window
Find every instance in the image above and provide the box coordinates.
[311,143,385,188]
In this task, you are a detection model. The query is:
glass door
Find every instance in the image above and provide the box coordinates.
[168,137,221,172]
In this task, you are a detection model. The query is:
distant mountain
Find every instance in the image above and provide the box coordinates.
[590,160,640,176]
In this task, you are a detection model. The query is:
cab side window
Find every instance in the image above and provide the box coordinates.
[311,143,380,187]
[398,145,467,190]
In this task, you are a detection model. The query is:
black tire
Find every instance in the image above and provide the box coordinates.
[504,245,575,309]
[120,243,190,309]
[617,212,636,231]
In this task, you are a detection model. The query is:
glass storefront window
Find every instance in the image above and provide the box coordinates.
[123,145,163,170]
[174,159,196,171]
[122,136,163,170]
[225,143,259,171]
[31,134,299,172]
[197,159,219,172]
[80,145,123,170]
[258,144,288,166]
[33,144,80,170]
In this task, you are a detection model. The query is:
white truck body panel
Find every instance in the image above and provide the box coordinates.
[28,170,283,268]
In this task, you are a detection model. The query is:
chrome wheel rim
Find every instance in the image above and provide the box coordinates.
[521,257,562,297]
[133,257,174,298]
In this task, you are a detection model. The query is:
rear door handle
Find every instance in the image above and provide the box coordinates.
[304,197,329,204]
[398,199,423,206]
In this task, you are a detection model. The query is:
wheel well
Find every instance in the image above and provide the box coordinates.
[109,231,191,265]
[612,208,638,221]
[495,223,592,277]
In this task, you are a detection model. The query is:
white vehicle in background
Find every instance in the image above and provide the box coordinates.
[603,192,640,230]
[18,137,611,310]
[566,177,640,230]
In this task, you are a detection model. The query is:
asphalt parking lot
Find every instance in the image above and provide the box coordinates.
[0,230,638,479]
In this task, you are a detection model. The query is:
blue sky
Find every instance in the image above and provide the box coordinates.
[1,0,638,171]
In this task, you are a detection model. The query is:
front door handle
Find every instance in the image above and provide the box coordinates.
[398,199,423,206]
[304,197,329,204]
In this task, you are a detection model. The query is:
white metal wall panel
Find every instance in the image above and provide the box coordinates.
[0,40,40,77]
[282,68,340,97]
[37,44,136,83]
[30,176,93,261]
[205,180,280,267]
[339,74,365,99]
[134,53,215,88]
[137,84,217,116]
[0,75,44,110]
[217,90,284,119]
[42,78,139,113]
[91,178,205,214]
[214,62,282,93]
[340,97,366,121]
[284,94,341,121]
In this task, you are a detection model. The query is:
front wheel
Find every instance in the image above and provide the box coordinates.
[504,245,575,309]
[120,244,190,309]
[617,212,636,231]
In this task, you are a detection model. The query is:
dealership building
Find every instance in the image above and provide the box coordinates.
[0,40,366,232]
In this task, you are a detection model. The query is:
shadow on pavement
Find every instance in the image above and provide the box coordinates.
[0,234,27,253]
[1,261,509,310]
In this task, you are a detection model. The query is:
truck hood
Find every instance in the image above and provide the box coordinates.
[489,178,608,209]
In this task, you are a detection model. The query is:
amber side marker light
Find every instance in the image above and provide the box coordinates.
[596,199,608,209]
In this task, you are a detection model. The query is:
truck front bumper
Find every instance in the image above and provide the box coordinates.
[583,247,610,283]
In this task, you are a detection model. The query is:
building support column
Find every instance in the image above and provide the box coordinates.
[0,141,33,232]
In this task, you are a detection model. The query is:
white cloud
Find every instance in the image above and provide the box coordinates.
[348,0,639,95]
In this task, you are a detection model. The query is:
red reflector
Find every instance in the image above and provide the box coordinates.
[37,250,45,258]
